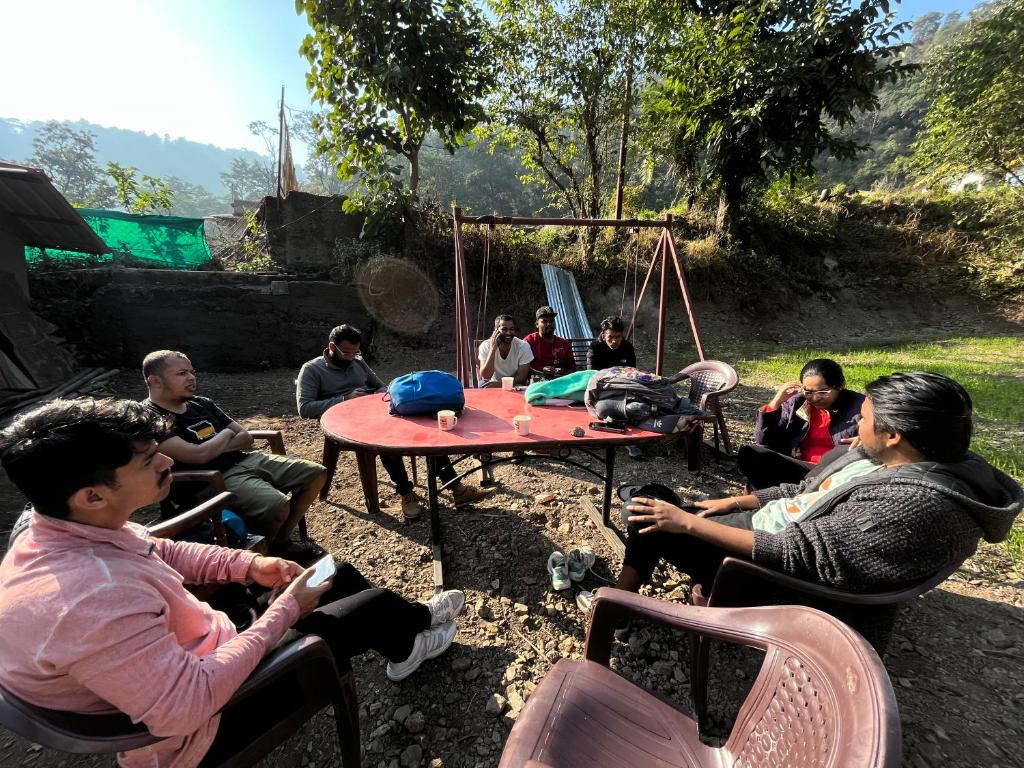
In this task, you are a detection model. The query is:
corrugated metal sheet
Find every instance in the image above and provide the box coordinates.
[541,263,594,365]
[0,162,108,254]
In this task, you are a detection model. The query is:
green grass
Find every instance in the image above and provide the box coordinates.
[734,335,1024,569]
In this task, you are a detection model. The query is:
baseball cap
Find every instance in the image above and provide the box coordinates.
[535,305,557,319]
[616,482,684,505]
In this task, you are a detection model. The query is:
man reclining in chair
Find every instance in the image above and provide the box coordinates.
[142,349,324,560]
[0,398,466,768]
[296,323,492,520]
[615,372,1022,596]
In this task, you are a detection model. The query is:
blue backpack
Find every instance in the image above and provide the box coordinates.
[386,370,465,416]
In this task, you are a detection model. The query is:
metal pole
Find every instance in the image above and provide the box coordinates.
[625,228,664,341]
[664,226,707,362]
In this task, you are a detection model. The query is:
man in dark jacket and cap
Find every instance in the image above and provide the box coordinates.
[617,371,1023,594]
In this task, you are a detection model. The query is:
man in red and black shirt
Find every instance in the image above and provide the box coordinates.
[522,305,577,378]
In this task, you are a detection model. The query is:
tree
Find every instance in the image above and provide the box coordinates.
[220,157,275,201]
[106,162,174,215]
[297,0,493,210]
[647,0,913,235]
[26,121,113,207]
[488,0,645,225]
[914,0,1024,194]
[164,176,227,217]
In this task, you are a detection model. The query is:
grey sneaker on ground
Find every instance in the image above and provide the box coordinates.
[567,546,596,582]
[423,589,466,626]
[547,551,571,591]
[386,621,458,681]
[576,589,595,615]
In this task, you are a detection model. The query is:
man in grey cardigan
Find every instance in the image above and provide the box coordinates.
[296,324,492,520]
[617,371,1023,594]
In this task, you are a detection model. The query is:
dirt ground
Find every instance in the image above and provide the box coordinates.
[1,339,1022,768]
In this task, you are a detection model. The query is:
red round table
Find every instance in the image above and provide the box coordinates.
[320,388,696,589]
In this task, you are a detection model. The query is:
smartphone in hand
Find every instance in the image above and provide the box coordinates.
[307,555,336,588]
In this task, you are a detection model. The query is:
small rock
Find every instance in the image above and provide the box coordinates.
[486,693,509,715]
[982,628,1014,649]
[393,704,412,724]
[451,657,471,672]
[513,602,529,616]
[464,667,482,681]
[535,492,556,504]
[400,744,423,768]
[405,711,426,734]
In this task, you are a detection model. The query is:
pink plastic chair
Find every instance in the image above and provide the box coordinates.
[499,589,901,768]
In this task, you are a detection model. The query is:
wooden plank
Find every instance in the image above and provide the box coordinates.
[581,498,625,559]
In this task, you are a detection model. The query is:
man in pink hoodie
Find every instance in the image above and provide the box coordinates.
[0,398,465,767]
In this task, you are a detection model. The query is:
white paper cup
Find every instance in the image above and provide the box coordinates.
[513,414,532,436]
[501,376,515,391]
[437,410,458,431]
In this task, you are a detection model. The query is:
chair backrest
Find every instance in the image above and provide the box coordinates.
[474,337,594,378]
[723,605,901,767]
[0,681,158,755]
[679,360,738,407]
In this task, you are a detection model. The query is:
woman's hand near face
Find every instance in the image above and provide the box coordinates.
[770,381,803,409]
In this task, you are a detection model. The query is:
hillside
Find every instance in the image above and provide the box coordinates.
[0,117,267,198]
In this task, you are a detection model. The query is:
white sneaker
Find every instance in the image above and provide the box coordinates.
[576,589,595,615]
[547,551,571,591]
[386,621,458,682]
[422,589,466,626]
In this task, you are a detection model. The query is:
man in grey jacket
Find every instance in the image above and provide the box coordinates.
[617,371,1023,594]
[296,324,492,520]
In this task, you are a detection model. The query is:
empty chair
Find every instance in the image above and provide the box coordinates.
[680,359,738,460]
[499,588,901,768]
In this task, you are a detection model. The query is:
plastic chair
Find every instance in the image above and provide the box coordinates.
[0,635,361,767]
[680,360,738,460]
[499,589,901,768]
[161,429,309,542]
[688,556,958,726]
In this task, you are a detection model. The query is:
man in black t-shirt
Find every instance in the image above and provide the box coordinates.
[142,350,325,556]
[587,316,637,371]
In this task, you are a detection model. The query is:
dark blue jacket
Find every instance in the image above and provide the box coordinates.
[754,388,865,459]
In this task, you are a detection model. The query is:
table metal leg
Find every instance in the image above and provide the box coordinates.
[603,445,615,525]
[320,438,342,501]
[426,456,444,593]
[354,449,381,515]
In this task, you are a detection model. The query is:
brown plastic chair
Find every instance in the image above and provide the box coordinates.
[499,589,901,768]
[0,635,360,767]
[688,556,959,726]
[161,429,309,542]
[679,360,738,458]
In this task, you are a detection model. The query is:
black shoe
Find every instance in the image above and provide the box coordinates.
[270,539,326,565]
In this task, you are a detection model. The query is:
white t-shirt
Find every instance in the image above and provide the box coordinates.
[478,337,534,382]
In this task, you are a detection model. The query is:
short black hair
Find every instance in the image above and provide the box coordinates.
[800,358,845,389]
[142,350,189,380]
[0,398,170,519]
[493,314,515,329]
[865,372,973,462]
[330,324,362,346]
[601,316,625,333]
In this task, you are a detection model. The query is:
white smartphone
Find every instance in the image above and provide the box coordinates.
[306,554,336,588]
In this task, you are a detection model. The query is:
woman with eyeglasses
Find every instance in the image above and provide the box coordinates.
[737,358,865,490]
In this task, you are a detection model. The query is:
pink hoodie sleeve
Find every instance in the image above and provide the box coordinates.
[152,537,257,585]
[45,584,300,738]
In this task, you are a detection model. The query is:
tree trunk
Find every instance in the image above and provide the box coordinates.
[716,174,743,240]
[613,60,634,220]
[409,149,420,197]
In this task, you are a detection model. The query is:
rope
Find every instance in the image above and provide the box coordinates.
[473,225,493,345]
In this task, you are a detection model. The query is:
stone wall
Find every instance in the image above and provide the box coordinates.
[259,192,365,271]
[29,268,373,371]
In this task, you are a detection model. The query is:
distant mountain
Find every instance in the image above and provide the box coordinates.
[0,117,269,197]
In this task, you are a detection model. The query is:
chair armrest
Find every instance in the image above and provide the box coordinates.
[171,470,227,494]
[148,492,236,539]
[249,430,286,455]
[698,392,714,412]
[227,635,338,706]
[709,557,957,608]
[584,588,798,666]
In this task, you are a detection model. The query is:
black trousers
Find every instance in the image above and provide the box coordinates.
[621,505,754,592]
[736,444,812,491]
[379,454,457,496]
[200,563,429,764]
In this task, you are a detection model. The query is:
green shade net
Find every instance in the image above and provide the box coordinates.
[25,209,212,269]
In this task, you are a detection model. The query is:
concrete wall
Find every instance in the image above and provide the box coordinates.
[29,269,374,371]
[0,230,28,299]
[259,192,365,271]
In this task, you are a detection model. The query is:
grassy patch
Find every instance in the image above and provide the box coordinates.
[734,336,1024,566]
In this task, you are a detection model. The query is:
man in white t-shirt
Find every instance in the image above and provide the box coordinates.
[478,314,534,387]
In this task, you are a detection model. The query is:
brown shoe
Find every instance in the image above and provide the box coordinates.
[401,491,424,520]
[451,484,496,508]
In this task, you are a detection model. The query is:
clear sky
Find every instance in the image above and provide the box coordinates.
[1,0,983,157]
